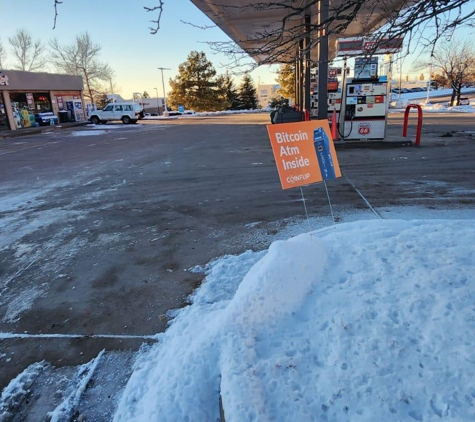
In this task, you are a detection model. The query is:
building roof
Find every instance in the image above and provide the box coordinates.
[0,69,83,91]
[107,94,125,102]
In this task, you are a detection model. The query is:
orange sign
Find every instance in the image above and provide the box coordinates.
[267,120,341,189]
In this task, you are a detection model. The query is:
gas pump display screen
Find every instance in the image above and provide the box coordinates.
[347,85,362,96]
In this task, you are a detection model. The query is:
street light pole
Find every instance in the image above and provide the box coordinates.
[154,87,159,114]
[426,60,433,104]
[397,53,402,102]
[110,78,115,103]
[158,67,170,115]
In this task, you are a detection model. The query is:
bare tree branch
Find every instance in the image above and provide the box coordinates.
[194,0,475,73]
[49,32,114,103]
[48,0,475,75]
[423,39,475,105]
[180,20,216,30]
[53,0,63,30]
[144,0,165,35]
[8,28,46,72]
[51,0,166,35]
[0,38,6,69]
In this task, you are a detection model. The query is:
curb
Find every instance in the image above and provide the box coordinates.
[0,122,88,140]
[334,139,414,148]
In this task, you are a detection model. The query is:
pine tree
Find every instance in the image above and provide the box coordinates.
[95,93,111,109]
[219,73,240,110]
[167,51,222,112]
[213,75,229,111]
[276,64,295,103]
[238,74,258,110]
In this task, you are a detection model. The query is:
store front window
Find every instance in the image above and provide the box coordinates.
[9,92,32,129]
[33,93,52,113]
[0,92,10,131]
[9,92,52,129]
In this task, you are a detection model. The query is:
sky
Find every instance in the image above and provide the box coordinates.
[0,0,280,98]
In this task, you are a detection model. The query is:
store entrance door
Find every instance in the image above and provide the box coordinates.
[0,92,11,131]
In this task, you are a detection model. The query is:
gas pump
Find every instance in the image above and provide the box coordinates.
[310,71,343,121]
[328,91,342,122]
[311,89,342,119]
[338,56,389,140]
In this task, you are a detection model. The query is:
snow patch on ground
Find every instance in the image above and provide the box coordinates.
[48,350,105,422]
[0,362,48,419]
[2,284,49,323]
[0,177,131,322]
[71,130,110,136]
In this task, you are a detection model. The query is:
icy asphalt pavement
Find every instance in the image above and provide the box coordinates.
[1,112,475,419]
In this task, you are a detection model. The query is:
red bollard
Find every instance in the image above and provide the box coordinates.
[403,104,423,146]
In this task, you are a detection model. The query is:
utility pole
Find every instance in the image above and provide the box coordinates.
[158,67,171,115]
[426,60,433,104]
[154,87,159,114]
[110,78,115,103]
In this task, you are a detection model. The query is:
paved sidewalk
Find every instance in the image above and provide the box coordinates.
[0,121,88,139]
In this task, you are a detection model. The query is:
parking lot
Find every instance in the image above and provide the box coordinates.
[1,112,475,413]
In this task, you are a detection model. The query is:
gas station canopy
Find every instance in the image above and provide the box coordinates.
[190,0,415,64]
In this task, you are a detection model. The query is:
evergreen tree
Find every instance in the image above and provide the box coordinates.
[214,75,228,111]
[219,73,240,110]
[143,91,150,98]
[96,93,111,109]
[167,51,222,112]
[238,74,258,110]
[276,64,295,103]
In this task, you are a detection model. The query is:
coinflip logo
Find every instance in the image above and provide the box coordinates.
[287,173,311,184]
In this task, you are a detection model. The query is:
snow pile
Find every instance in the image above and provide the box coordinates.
[0,362,48,419]
[421,103,474,113]
[389,87,475,113]
[143,109,270,120]
[48,350,105,421]
[114,219,475,421]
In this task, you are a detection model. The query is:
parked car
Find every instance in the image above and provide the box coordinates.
[89,102,144,124]
[459,97,470,106]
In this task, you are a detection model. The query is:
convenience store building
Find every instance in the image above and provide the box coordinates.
[0,69,85,132]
